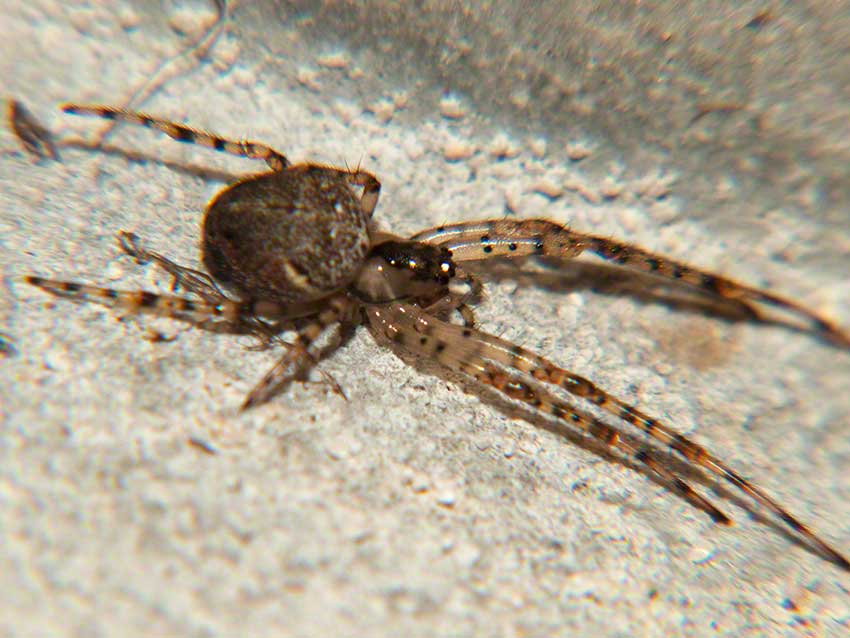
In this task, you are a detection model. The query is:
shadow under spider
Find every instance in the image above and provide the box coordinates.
[472,257,825,343]
[61,138,240,184]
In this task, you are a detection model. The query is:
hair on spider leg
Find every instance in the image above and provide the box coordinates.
[24,101,850,573]
[117,231,231,301]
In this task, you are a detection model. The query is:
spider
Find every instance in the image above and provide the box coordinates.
[23,103,849,572]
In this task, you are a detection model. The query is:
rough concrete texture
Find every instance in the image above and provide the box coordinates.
[1,1,849,636]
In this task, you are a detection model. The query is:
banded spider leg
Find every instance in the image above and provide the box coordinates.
[24,270,355,409]
[402,218,849,568]
[411,219,850,348]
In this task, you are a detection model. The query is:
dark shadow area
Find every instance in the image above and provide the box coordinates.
[61,138,242,184]
[467,256,844,349]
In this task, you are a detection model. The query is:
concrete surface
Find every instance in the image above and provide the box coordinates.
[1,1,849,636]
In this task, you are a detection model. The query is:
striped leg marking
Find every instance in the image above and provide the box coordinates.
[242,295,357,409]
[367,301,849,569]
[412,219,849,347]
[62,103,290,171]
[24,275,245,324]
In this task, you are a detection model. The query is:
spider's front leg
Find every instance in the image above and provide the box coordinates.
[412,219,849,347]
[420,268,483,328]
[367,301,850,570]
[62,103,291,171]
[367,303,734,522]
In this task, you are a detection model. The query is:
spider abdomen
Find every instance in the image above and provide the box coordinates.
[202,164,370,303]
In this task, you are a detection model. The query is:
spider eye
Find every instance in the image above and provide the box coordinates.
[354,240,458,302]
[438,258,455,282]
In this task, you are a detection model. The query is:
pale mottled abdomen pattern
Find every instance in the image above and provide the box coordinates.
[202,164,370,303]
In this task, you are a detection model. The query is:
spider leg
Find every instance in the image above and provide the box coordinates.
[24,275,249,325]
[413,219,849,347]
[367,302,735,524]
[422,298,477,328]
[61,103,290,171]
[242,295,357,409]
[117,231,228,302]
[341,168,381,217]
[23,274,327,333]
[421,269,482,327]
[368,301,850,570]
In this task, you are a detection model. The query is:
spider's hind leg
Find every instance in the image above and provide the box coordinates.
[117,231,228,303]
[24,275,247,327]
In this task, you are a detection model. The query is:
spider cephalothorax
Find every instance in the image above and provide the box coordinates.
[24,103,850,573]
[353,240,457,304]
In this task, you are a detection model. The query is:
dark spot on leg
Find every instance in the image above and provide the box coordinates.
[139,291,158,307]
[590,420,618,445]
[619,406,636,423]
[701,274,720,293]
[173,127,194,142]
[780,511,805,533]
[672,477,695,497]
[672,433,705,461]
